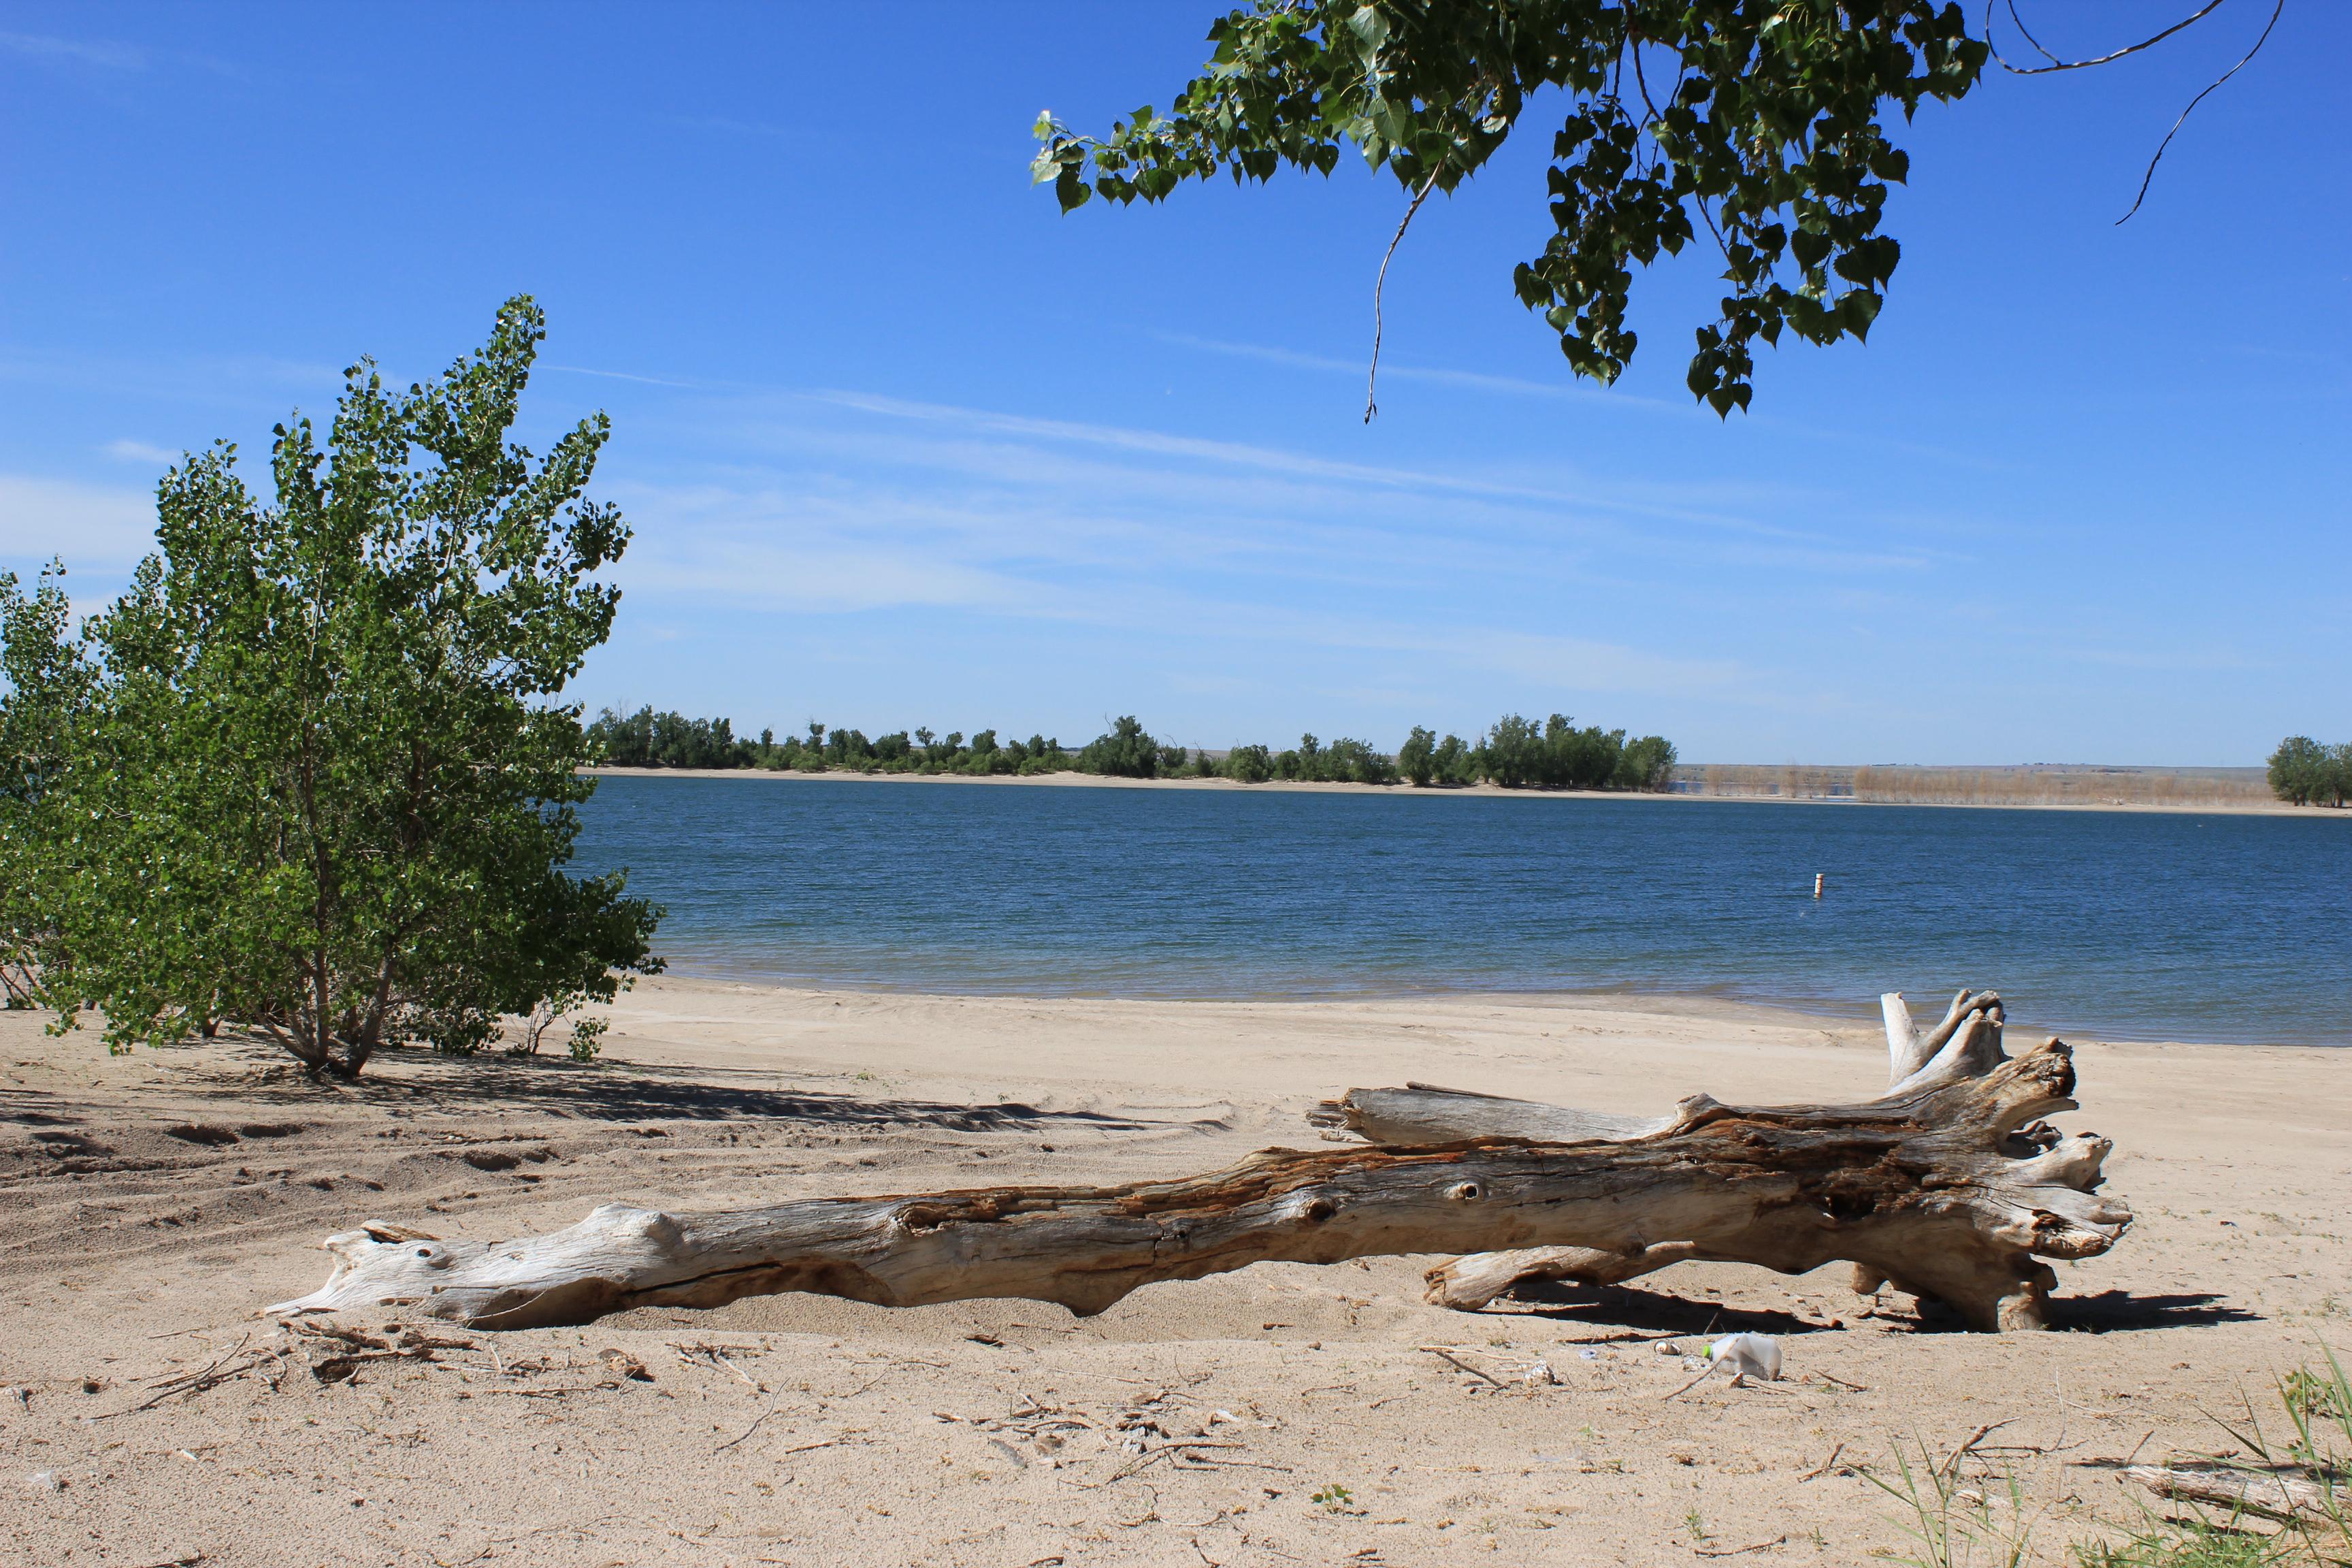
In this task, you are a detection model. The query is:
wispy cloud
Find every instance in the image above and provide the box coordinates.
[787,387,1944,571]
[0,31,144,69]
[102,438,180,466]
[0,474,156,567]
[1452,630,1749,697]
[546,363,702,390]
[0,347,340,411]
[589,382,1920,715]
[1153,329,1688,412]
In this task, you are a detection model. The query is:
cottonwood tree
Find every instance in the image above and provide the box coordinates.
[0,562,91,1007]
[2269,735,2348,808]
[34,297,662,1079]
[1033,1,2279,414]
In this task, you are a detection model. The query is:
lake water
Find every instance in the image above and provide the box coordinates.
[572,777,2352,1047]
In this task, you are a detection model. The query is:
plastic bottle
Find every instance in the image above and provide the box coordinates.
[1706,1333,1782,1382]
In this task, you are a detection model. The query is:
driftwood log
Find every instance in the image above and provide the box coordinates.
[1403,987,2117,1314]
[2125,1465,2341,1524]
[270,987,2128,1333]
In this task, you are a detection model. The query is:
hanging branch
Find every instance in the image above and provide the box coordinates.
[2114,0,2285,224]
[1364,165,1443,424]
[1987,0,2235,74]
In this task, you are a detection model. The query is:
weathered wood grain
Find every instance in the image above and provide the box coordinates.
[270,1000,2126,1333]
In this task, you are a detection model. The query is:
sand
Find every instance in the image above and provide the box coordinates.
[585,766,2338,817]
[4,976,2349,1566]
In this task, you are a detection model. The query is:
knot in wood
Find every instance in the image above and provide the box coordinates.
[1279,1190,1340,1225]
[893,1202,956,1235]
[1446,1181,1483,1203]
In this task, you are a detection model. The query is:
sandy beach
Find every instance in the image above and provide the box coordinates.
[4,976,2349,1566]
[584,768,2334,818]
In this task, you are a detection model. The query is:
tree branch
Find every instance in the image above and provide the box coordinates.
[2114,0,2284,224]
[1987,0,2234,74]
[1365,165,1443,424]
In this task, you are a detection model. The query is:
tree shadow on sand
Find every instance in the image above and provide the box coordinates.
[0,1088,78,1126]
[1475,1278,2257,1336]
[1484,1279,1826,1337]
[2044,1290,2259,1333]
[165,1043,1161,1137]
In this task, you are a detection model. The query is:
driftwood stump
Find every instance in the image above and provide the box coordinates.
[1407,987,2123,1323]
[270,988,2127,1333]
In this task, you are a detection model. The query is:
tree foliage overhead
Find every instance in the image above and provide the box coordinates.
[23,297,662,1079]
[1032,1,1991,414]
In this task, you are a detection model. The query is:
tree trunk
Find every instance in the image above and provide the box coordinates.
[270,998,2127,1333]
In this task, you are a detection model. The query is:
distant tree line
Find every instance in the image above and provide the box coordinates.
[2269,736,2351,808]
[586,708,1677,792]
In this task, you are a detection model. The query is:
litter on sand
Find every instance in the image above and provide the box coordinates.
[1706,1333,1782,1383]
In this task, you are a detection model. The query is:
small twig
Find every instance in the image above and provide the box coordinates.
[717,1405,784,1453]
[108,1337,256,1416]
[1419,1346,1507,1389]
[1174,1456,1294,1473]
[1113,1482,1162,1527]
[1663,1363,1720,1402]
[1940,1420,2014,1477]
[1695,1537,1786,1559]
[1799,1442,1846,1482]
[2072,1429,2159,1469]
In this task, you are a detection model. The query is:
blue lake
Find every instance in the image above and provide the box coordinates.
[572,777,2352,1047]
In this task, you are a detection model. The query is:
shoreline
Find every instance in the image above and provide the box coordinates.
[583,764,2337,819]
[630,966,2352,1052]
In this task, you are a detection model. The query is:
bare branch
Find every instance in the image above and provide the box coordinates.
[1987,0,2234,74]
[1364,166,1443,423]
[2116,0,2285,224]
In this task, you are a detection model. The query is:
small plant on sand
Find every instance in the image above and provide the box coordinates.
[1864,1438,2038,1568]
[2072,1348,2351,1568]
[2073,1522,2283,1567]
[1309,1484,1353,1513]
[1685,1507,1712,1542]
[510,994,611,1063]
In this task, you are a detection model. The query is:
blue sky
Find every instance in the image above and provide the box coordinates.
[2,3,2344,764]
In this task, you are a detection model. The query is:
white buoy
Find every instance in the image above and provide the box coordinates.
[1813,872,1824,899]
